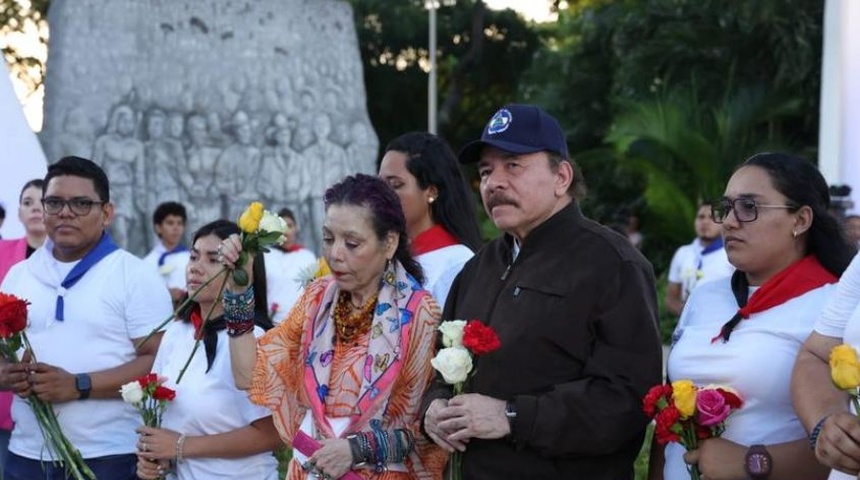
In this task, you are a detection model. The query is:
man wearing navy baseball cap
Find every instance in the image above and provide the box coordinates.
[422,104,661,479]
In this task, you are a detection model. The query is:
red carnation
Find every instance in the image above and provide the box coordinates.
[462,320,501,356]
[654,406,681,445]
[138,373,159,388]
[152,386,176,401]
[0,293,29,338]
[643,384,671,417]
[717,388,743,409]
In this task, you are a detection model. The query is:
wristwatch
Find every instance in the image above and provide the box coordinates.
[744,444,772,479]
[75,373,92,400]
[504,401,517,437]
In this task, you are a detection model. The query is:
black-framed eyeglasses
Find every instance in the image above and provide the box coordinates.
[41,197,106,216]
[710,198,797,224]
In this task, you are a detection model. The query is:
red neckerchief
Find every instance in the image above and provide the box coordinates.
[411,225,459,256]
[272,244,305,253]
[712,255,837,343]
[190,306,204,340]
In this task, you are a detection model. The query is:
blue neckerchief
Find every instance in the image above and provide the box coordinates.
[158,244,189,266]
[56,232,119,321]
[697,237,724,270]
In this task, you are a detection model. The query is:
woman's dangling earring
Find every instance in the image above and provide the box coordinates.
[383,259,396,286]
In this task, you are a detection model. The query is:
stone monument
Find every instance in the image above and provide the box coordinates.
[40,0,379,254]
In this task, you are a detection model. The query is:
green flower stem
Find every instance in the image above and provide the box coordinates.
[175,270,230,384]
[135,266,229,351]
[11,334,96,480]
[680,422,700,480]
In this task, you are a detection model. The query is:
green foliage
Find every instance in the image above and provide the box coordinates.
[347,0,540,157]
[522,0,824,275]
[1,0,50,93]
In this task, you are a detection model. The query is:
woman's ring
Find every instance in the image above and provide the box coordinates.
[142,441,148,452]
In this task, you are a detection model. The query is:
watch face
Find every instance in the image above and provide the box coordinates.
[76,374,91,391]
[747,453,771,475]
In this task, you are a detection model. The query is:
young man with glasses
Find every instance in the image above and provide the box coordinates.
[0,156,172,480]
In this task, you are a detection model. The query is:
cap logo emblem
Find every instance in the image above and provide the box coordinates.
[486,108,512,135]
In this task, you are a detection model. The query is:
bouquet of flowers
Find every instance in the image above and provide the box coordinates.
[233,202,288,286]
[643,380,743,480]
[120,373,176,428]
[121,374,176,480]
[430,319,501,480]
[0,293,95,479]
[829,343,860,413]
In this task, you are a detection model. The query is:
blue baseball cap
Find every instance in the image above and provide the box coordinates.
[458,104,569,164]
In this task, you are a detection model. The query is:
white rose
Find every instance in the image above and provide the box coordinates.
[438,320,467,348]
[258,210,288,243]
[430,347,473,385]
[120,381,144,404]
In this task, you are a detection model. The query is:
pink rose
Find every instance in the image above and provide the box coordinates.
[696,389,731,426]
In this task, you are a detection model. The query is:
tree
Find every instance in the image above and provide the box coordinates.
[348,0,539,154]
[1,0,49,95]
[521,0,824,272]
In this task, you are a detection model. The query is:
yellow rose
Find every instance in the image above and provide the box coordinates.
[237,202,265,233]
[671,379,697,419]
[830,344,860,390]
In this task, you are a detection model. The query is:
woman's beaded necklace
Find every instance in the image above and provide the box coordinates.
[333,290,379,343]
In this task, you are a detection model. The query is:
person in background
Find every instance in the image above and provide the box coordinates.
[0,178,46,476]
[665,202,735,317]
[222,174,446,480]
[651,153,854,480]
[379,131,483,307]
[143,202,191,306]
[422,104,662,479]
[626,213,644,249]
[262,207,317,325]
[0,156,172,479]
[844,214,860,247]
[135,220,281,480]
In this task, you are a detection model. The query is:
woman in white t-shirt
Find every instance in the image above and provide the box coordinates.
[793,252,860,480]
[379,132,483,307]
[135,220,281,480]
[650,153,855,480]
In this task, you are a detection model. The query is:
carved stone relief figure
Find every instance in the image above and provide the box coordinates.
[92,104,145,251]
[214,110,261,221]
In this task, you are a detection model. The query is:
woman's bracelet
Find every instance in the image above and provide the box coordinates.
[224,287,255,336]
[809,415,830,450]
[175,433,187,463]
[224,287,255,322]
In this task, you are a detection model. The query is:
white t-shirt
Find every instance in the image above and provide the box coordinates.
[664,279,836,480]
[1,244,172,460]
[143,241,191,291]
[263,247,317,325]
[416,244,473,309]
[153,321,278,480]
[667,238,734,302]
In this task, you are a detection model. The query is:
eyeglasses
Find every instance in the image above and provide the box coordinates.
[41,197,106,216]
[710,198,797,224]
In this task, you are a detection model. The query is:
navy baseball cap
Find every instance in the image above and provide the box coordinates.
[458,104,569,164]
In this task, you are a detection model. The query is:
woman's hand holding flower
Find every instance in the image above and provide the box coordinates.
[219,234,252,294]
[681,437,746,480]
[136,425,181,461]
